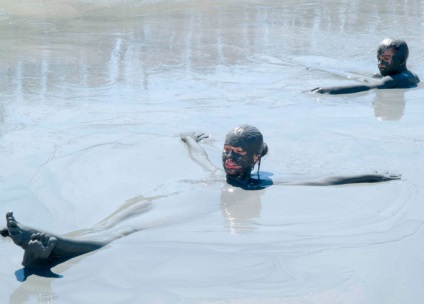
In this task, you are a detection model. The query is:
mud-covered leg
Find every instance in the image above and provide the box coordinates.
[3,211,40,249]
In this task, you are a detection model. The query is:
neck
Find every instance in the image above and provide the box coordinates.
[226,172,251,187]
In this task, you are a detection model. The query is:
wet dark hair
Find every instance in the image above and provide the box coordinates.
[377,38,409,67]
[224,124,268,157]
[260,142,268,158]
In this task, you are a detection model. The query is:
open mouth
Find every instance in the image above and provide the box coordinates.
[224,159,240,169]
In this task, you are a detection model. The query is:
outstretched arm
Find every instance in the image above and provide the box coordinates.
[311,77,396,95]
[279,173,401,186]
[180,132,220,174]
[304,173,400,185]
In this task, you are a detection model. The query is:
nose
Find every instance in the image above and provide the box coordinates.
[378,58,388,66]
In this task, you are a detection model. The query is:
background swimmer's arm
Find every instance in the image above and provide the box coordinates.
[180,132,220,174]
[311,84,373,94]
[311,77,398,94]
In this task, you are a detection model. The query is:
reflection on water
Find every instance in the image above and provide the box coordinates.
[9,253,91,304]
[220,185,263,234]
[372,90,406,121]
[0,102,4,128]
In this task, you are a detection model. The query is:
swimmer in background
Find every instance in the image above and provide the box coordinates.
[180,124,400,190]
[311,38,420,94]
[1,125,400,269]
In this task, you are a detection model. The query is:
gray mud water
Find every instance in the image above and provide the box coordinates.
[1,1,424,303]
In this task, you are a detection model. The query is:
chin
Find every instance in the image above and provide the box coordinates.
[225,169,242,178]
[224,169,242,177]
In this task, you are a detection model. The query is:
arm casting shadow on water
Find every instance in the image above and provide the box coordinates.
[274,173,401,186]
[310,73,417,95]
[180,132,401,188]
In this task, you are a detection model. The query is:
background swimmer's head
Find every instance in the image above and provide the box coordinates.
[377,38,409,76]
[222,125,268,181]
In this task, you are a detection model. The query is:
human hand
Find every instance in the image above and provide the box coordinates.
[180,132,210,143]
[376,171,402,181]
[311,87,331,94]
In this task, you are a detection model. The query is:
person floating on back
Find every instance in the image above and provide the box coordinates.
[1,125,401,269]
[311,38,420,94]
[181,124,400,190]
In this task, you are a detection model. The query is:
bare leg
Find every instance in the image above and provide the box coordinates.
[2,212,105,268]
[4,211,45,250]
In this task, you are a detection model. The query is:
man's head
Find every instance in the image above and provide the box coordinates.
[377,38,409,76]
[222,125,268,181]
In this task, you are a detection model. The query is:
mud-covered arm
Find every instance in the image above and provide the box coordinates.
[284,173,401,186]
[311,77,396,95]
[180,132,220,174]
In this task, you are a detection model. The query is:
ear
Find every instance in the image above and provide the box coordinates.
[253,154,259,164]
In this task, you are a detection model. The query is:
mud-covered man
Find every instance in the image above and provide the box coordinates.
[311,38,420,94]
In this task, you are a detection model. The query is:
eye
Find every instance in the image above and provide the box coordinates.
[234,148,247,155]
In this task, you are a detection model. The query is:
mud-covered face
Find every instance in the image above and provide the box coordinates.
[377,48,399,76]
[223,125,264,183]
[222,145,257,179]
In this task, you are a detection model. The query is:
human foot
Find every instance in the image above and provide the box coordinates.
[22,233,57,268]
[4,211,39,249]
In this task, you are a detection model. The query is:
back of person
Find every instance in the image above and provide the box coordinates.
[391,69,420,88]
